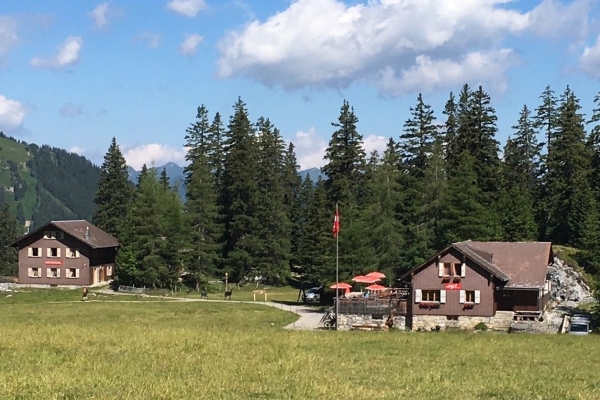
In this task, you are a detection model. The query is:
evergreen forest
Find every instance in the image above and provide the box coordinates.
[89,85,600,291]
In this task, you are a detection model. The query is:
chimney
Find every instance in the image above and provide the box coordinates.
[85,226,90,241]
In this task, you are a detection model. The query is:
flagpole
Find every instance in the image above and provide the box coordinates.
[335,202,339,331]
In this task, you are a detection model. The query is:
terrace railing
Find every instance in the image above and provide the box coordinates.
[118,285,147,294]
[335,298,408,316]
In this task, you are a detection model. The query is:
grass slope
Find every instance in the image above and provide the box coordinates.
[0,136,37,219]
[1,292,600,399]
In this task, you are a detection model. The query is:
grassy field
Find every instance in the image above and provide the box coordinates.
[147,284,304,304]
[1,295,600,400]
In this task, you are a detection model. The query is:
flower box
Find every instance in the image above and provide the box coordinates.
[441,276,451,282]
[463,302,475,310]
[419,301,440,310]
[452,276,461,282]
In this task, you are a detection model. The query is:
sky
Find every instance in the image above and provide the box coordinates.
[1,0,600,170]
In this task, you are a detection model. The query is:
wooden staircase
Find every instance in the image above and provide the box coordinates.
[492,311,515,332]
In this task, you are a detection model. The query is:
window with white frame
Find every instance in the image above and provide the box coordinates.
[106,265,113,276]
[27,247,42,258]
[66,248,79,258]
[47,268,60,278]
[47,247,61,258]
[28,267,41,278]
[459,290,481,304]
[43,230,64,240]
[438,262,466,277]
[414,289,446,303]
[66,268,79,279]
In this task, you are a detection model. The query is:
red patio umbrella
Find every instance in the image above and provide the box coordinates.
[365,284,387,291]
[329,282,352,290]
[365,272,386,279]
[351,275,381,284]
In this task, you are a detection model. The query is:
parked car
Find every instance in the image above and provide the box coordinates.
[569,314,592,335]
[304,287,321,302]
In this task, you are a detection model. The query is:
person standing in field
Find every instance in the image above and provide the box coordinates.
[82,287,88,301]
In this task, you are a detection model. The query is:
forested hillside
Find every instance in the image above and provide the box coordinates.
[0,133,100,230]
[94,85,600,291]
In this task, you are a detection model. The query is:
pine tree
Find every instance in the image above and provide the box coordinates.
[399,93,436,175]
[159,168,170,189]
[422,135,448,251]
[362,139,404,279]
[587,91,600,202]
[546,87,592,246]
[283,143,303,272]
[443,91,459,173]
[442,153,492,243]
[93,137,132,240]
[183,105,223,289]
[535,85,559,150]
[206,112,226,195]
[0,202,18,276]
[221,98,259,281]
[253,118,291,284]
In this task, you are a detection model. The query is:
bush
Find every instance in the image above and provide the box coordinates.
[474,322,488,331]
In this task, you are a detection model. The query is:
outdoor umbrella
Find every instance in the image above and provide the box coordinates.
[329,283,352,289]
[351,275,381,284]
[365,284,387,291]
[365,272,386,279]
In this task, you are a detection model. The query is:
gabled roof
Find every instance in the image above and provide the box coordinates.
[9,220,119,249]
[399,240,553,289]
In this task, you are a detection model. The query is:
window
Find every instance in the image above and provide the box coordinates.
[106,265,113,276]
[28,267,41,278]
[423,290,439,302]
[66,248,79,258]
[47,268,60,278]
[459,290,481,304]
[447,316,459,321]
[66,268,80,279]
[439,262,465,277]
[27,247,42,258]
[47,247,61,258]
[43,231,63,240]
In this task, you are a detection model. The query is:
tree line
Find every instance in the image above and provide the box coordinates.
[88,85,600,290]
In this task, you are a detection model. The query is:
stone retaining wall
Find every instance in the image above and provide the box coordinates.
[412,315,494,331]
[337,313,407,331]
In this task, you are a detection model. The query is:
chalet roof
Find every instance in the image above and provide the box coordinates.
[399,240,553,289]
[9,220,119,249]
[461,241,553,289]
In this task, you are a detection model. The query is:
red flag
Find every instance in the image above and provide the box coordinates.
[332,204,340,238]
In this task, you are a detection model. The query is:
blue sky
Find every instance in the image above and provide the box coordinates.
[1,0,600,170]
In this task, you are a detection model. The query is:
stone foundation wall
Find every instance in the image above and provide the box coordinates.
[337,313,407,331]
[412,315,494,331]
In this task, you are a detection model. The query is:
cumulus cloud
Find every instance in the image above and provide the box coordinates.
[0,94,26,132]
[167,0,206,17]
[528,0,590,40]
[30,36,83,69]
[133,31,161,49]
[290,127,328,170]
[290,127,390,169]
[216,0,587,96]
[123,143,187,170]
[88,3,110,29]
[0,16,19,62]
[179,34,204,56]
[59,103,84,118]
[69,146,86,155]
[581,35,600,78]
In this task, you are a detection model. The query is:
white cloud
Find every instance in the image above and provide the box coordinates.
[0,16,19,62]
[133,31,161,49]
[290,127,390,170]
[179,34,204,56]
[363,134,388,156]
[290,127,328,170]
[30,36,83,69]
[528,0,590,40]
[59,103,84,118]
[69,146,86,156]
[0,95,26,131]
[167,0,206,17]
[217,0,531,95]
[581,35,600,78]
[88,3,110,29]
[123,143,187,170]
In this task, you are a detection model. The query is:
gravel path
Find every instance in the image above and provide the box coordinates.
[95,289,325,330]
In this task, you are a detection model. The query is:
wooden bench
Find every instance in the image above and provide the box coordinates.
[351,323,388,331]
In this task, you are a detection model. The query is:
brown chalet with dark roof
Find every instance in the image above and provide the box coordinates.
[9,220,119,286]
[399,241,554,323]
